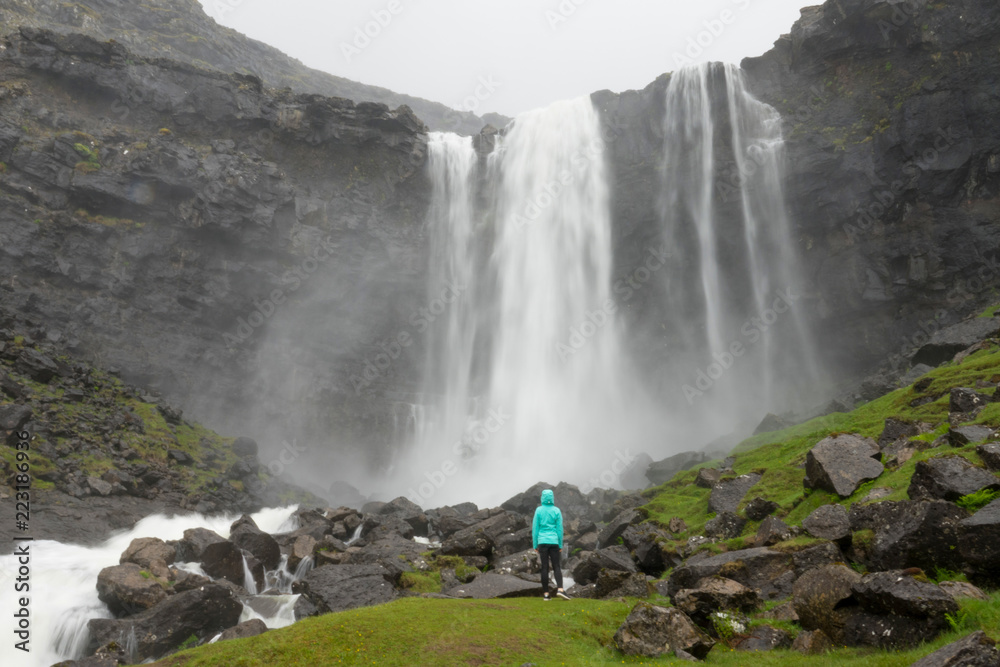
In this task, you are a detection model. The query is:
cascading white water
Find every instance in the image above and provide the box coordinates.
[659,62,819,431]
[388,98,647,508]
[0,506,301,666]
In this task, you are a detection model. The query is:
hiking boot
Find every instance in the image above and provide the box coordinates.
[556,589,571,601]
[543,593,550,601]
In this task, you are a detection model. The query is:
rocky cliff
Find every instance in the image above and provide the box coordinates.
[0,0,491,134]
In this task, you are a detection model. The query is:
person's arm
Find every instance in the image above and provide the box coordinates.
[532,508,539,550]
[556,508,563,549]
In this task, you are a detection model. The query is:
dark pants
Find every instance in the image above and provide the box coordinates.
[538,544,563,593]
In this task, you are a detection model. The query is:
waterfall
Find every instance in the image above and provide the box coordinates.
[388,97,646,508]
[658,62,819,429]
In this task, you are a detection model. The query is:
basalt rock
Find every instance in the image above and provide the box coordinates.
[804,434,883,498]
[667,547,794,601]
[958,498,1000,586]
[672,576,762,626]
[792,564,861,644]
[292,563,398,613]
[96,563,167,616]
[907,456,1000,502]
[849,500,969,572]
[909,631,1000,667]
[708,474,762,514]
[802,504,851,546]
[613,603,715,659]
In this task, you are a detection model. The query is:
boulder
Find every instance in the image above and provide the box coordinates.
[377,496,429,534]
[672,576,761,626]
[175,527,226,562]
[440,511,526,559]
[977,443,1000,472]
[792,564,861,644]
[734,625,792,652]
[14,348,62,382]
[804,434,883,498]
[802,504,851,545]
[949,426,995,446]
[491,549,539,576]
[842,612,949,649]
[852,570,958,619]
[612,603,715,659]
[0,403,32,446]
[217,618,268,642]
[621,524,674,577]
[909,631,1000,667]
[96,563,167,616]
[753,413,790,435]
[646,451,709,486]
[958,498,1000,586]
[667,548,794,601]
[938,580,989,601]
[878,417,920,447]
[597,509,643,548]
[848,500,969,572]
[791,629,832,655]
[912,318,1000,367]
[443,572,541,599]
[755,516,792,546]
[708,473,762,513]
[743,497,779,521]
[594,570,650,599]
[501,482,590,519]
[87,583,242,662]
[167,449,193,465]
[667,517,688,534]
[950,387,993,414]
[571,545,637,584]
[704,511,746,540]
[199,541,247,587]
[694,468,722,489]
[292,564,398,613]
[120,537,177,569]
[229,515,282,570]
[288,534,316,570]
[907,456,1000,502]
[792,542,845,577]
[232,436,259,458]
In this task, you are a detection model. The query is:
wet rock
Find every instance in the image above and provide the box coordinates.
[842,612,949,650]
[594,571,650,599]
[977,443,1000,472]
[950,425,996,446]
[120,537,176,569]
[491,549,539,576]
[96,563,167,616]
[708,473,762,513]
[440,511,526,559]
[621,524,675,577]
[668,517,688,534]
[292,563,398,612]
[852,570,958,619]
[230,514,281,570]
[804,434,883,498]
[199,541,247,587]
[909,630,1000,667]
[958,498,1000,586]
[938,580,989,601]
[672,576,761,626]
[167,449,193,465]
[0,403,32,445]
[744,497,779,521]
[217,618,268,642]
[14,348,62,382]
[912,319,1000,367]
[755,516,792,546]
[802,504,851,545]
[571,545,637,584]
[501,482,590,518]
[950,387,993,414]
[792,542,845,577]
[734,625,792,652]
[598,509,644,548]
[907,456,1000,502]
[704,511,746,540]
[87,583,242,662]
[849,500,969,572]
[175,527,226,562]
[288,534,316,570]
[86,477,113,497]
[792,564,861,644]
[443,572,541,599]
[878,417,920,447]
[612,603,715,659]
[791,629,832,655]
[667,548,794,601]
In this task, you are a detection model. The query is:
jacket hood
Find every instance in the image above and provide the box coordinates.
[541,489,554,505]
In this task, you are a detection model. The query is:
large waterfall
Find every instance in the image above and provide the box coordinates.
[387,98,650,508]
[657,63,819,432]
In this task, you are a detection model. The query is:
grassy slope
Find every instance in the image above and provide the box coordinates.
[151,341,1000,665]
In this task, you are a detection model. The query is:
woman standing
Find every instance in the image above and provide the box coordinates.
[532,489,571,601]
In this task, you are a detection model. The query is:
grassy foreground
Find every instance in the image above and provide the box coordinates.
[152,594,1000,666]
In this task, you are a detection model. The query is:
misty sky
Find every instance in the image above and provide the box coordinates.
[199,0,814,117]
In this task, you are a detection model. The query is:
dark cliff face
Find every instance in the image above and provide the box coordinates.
[595,0,1000,392]
[0,28,432,468]
[0,0,488,134]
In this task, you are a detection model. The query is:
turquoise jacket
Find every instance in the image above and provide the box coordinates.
[532,489,563,549]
